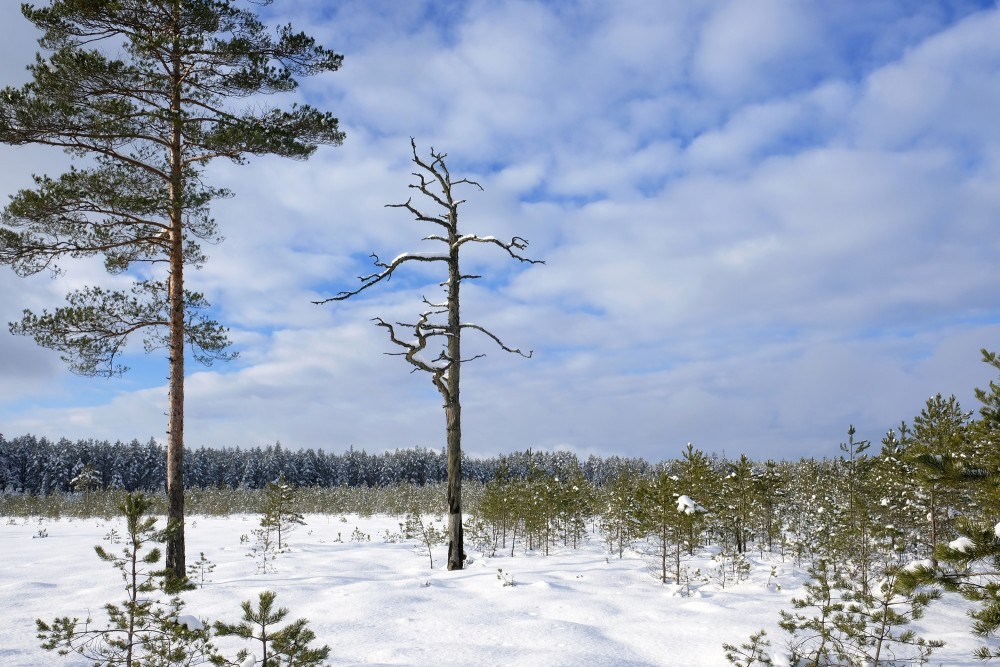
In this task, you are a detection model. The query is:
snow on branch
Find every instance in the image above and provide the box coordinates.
[453,234,544,265]
[313,251,447,304]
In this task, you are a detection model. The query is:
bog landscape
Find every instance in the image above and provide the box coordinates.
[2,2,1000,666]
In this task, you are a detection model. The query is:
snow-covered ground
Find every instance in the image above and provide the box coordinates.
[0,513,982,666]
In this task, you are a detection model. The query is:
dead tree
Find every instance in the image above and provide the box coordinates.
[317,139,542,570]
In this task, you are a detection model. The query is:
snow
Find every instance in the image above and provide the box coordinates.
[994,521,1000,540]
[390,252,447,265]
[903,558,934,573]
[453,234,498,250]
[676,495,705,515]
[949,536,976,553]
[175,614,204,631]
[0,514,987,666]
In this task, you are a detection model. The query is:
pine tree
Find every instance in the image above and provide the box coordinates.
[600,463,644,559]
[550,460,594,549]
[674,444,715,556]
[779,559,849,666]
[835,425,878,590]
[837,562,943,665]
[918,349,1000,659]
[211,591,330,667]
[36,492,217,666]
[0,0,343,579]
[637,471,707,584]
[722,629,774,667]
[719,454,755,554]
[907,394,978,564]
[403,510,446,569]
[261,476,305,551]
[751,459,785,553]
[186,551,216,589]
[477,457,517,556]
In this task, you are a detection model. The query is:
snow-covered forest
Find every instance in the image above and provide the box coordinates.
[0,434,654,494]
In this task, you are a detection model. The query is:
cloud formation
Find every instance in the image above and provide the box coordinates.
[1,0,999,461]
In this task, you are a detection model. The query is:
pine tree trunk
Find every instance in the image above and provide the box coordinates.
[165,235,186,579]
[660,522,668,583]
[165,10,186,579]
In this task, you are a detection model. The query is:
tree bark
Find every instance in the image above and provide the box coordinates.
[445,209,464,571]
[165,7,185,579]
[445,396,463,570]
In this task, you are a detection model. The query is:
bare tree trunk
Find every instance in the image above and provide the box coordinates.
[165,10,185,579]
[445,214,464,571]
[445,395,463,569]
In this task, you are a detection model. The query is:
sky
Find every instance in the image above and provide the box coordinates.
[1,0,1000,463]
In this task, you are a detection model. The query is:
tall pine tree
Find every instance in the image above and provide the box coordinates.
[0,0,344,578]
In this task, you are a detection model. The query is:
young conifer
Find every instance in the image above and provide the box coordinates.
[36,492,216,666]
[261,476,305,552]
[211,591,329,667]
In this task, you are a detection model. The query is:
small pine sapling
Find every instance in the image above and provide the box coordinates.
[261,476,306,552]
[211,591,330,667]
[403,511,446,569]
[247,527,277,575]
[837,565,943,665]
[712,549,751,589]
[722,629,774,667]
[36,492,216,666]
[778,559,849,666]
[765,565,781,591]
[187,551,217,588]
[497,568,517,587]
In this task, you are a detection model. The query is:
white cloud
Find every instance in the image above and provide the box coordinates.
[692,0,826,99]
[850,7,1000,151]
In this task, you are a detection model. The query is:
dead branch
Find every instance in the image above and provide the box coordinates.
[373,312,451,400]
[406,137,483,212]
[313,251,448,304]
[460,322,534,358]
[454,234,545,265]
[387,197,451,229]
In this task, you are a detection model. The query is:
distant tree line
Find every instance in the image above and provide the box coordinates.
[0,433,655,496]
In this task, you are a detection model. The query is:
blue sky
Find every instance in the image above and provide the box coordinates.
[1,0,999,462]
